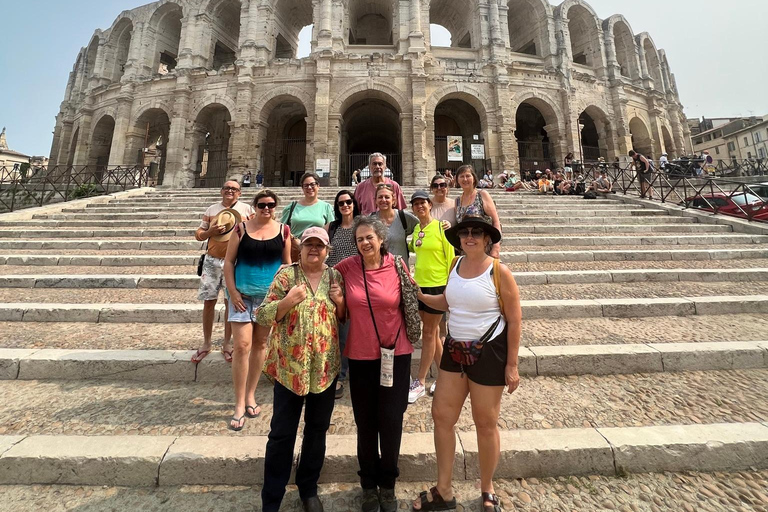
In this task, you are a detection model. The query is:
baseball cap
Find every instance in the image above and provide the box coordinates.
[300,226,330,246]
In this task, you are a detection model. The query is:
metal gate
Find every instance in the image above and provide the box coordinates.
[262,138,307,187]
[341,153,402,186]
[195,144,229,188]
[517,141,556,174]
[434,136,488,174]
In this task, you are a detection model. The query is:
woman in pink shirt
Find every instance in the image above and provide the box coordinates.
[335,216,414,512]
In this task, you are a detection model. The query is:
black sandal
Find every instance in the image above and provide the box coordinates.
[413,486,456,511]
[481,492,503,512]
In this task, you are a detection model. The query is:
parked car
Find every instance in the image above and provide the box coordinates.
[746,182,768,201]
[681,192,768,222]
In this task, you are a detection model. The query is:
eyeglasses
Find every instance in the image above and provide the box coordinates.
[376,183,393,190]
[431,182,448,189]
[222,186,241,192]
[457,228,486,239]
[415,229,426,247]
[302,182,318,190]
[256,202,277,209]
[302,243,326,251]
[338,199,354,207]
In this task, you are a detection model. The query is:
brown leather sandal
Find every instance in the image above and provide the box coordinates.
[413,486,456,511]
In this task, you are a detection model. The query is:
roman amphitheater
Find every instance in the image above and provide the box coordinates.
[49,0,693,187]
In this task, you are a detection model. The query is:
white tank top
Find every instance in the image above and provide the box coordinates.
[446,257,506,340]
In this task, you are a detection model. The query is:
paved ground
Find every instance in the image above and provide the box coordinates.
[1,470,767,511]
[1,370,765,437]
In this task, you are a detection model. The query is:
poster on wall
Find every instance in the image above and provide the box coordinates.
[315,159,331,177]
[447,136,463,162]
[471,144,485,160]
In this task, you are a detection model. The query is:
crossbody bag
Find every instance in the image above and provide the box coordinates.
[361,257,401,388]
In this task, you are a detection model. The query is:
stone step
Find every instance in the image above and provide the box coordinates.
[2,268,767,290]
[3,471,768,511]
[0,224,730,236]
[0,254,197,266]
[503,248,768,263]
[1,296,767,322]
[1,342,765,383]
[0,240,204,251]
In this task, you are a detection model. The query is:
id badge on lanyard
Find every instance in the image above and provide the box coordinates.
[380,346,395,387]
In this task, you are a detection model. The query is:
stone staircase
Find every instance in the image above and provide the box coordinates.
[0,187,767,511]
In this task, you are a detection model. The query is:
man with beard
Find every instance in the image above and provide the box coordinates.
[355,152,407,215]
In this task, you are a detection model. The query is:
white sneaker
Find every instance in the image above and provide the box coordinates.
[408,380,425,403]
[429,381,437,395]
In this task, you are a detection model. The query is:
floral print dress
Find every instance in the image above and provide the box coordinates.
[257,264,344,396]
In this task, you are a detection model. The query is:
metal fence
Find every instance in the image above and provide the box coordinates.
[0,165,151,213]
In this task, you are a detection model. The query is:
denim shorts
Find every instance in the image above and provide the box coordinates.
[227,293,266,323]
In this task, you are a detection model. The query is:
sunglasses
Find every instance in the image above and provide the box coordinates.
[337,199,354,207]
[256,202,277,209]
[302,182,318,190]
[222,186,240,192]
[431,182,448,189]
[376,183,393,190]
[457,228,486,239]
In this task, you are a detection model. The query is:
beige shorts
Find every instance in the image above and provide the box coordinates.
[197,255,225,301]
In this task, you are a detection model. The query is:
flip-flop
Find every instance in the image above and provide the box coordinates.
[228,414,245,432]
[245,404,261,418]
[191,349,211,364]
[222,349,233,363]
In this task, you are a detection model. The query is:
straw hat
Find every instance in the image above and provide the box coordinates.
[211,208,242,242]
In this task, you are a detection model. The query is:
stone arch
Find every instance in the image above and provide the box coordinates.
[510,90,563,128]
[191,102,233,187]
[579,105,614,162]
[507,0,553,56]
[87,114,117,177]
[271,0,314,59]
[254,86,315,124]
[512,91,564,173]
[83,35,101,86]
[132,101,173,124]
[347,0,394,46]
[331,81,410,117]
[259,94,310,186]
[661,124,675,157]
[429,0,476,48]
[557,0,603,68]
[203,0,242,69]
[637,33,663,87]
[148,1,184,74]
[604,15,640,80]
[191,94,237,121]
[105,17,134,82]
[629,116,653,158]
[425,84,493,123]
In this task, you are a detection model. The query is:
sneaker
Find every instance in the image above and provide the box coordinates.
[361,488,379,512]
[408,380,425,403]
[379,488,397,512]
[429,381,437,395]
[335,381,344,400]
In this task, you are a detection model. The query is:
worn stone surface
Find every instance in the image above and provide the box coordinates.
[532,344,663,375]
[159,436,267,486]
[0,349,37,380]
[650,342,768,371]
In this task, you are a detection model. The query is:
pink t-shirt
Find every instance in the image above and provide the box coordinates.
[355,178,407,215]
[335,253,413,360]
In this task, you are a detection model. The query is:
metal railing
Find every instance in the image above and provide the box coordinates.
[0,165,151,213]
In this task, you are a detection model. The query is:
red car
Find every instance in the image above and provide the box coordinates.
[681,192,768,222]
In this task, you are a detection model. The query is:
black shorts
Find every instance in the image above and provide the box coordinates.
[418,286,446,315]
[637,171,651,184]
[440,326,508,386]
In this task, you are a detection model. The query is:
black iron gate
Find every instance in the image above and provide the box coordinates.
[195,144,229,188]
[517,141,556,173]
[262,138,307,187]
[341,153,402,186]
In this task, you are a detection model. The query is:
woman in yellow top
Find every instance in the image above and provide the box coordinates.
[408,190,455,403]
[256,227,346,512]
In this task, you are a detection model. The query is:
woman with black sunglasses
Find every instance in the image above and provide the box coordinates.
[326,189,361,398]
[429,174,455,225]
[223,189,291,432]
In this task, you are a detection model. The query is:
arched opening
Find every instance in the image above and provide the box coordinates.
[661,125,675,157]
[83,37,99,85]
[567,5,599,67]
[429,0,473,48]
[341,97,401,183]
[88,116,116,180]
[273,0,313,59]
[429,24,451,48]
[579,107,612,163]
[149,3,183,75]
[107,19,133,82]
[643,39,662,86]
[208,0,241,69]
[67,128,80,167]
[125,109,171,183]
[262,99,308,187]
[508,0,547,56]
[434,98,487,174]
[192,104,233,188]
[348,0,393,45]
[515,102,556,172]
[613,21,638,79]
[629,117,653,159]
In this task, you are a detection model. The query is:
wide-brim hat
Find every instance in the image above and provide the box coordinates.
[211,208,242,242]
[445,215,502,249]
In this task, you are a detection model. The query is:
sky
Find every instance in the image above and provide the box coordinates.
[1,0,766,157]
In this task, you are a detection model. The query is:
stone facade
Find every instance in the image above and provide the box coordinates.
[49,0,693,187]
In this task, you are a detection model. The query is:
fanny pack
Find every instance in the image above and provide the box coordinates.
[446,316,501,367]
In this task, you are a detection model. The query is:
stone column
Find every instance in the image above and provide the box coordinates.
[123,22,146,78]
[408,0,425,52]
[230,78,254,178]
[411,77,428,184]
[495,86,518,173]
[476,0,492,60]
[73,108,94,167]
[636,42,653,89]
[498,1,510,52]
[488,0,505,61]
[56,120,74,167]
[178,13,212,70]
[647,104,664,160]
[603,32,622,81]
[108,93,135,166]
[544,124,567,168]
[331,0,345,52]
[91,37,109,88]
[314,0,333,50]
[165,80,192,187]
[400,113,415,185]
[251,3,274,63]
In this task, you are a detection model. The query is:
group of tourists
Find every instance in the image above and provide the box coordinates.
[193,154,521,512]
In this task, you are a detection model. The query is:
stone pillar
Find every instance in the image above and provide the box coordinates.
[331,0,345,52]
[408,0,425,52]
[400,113,415,185]
[489,0,505,61]
[108,93,134,166]
[476,0,492,61]
[56,120,74,166]
[165,81,192,187]
[636,42,653,89]
[312,59,333,180]
[647,104,664,160]
[178,13,212,70]
[498,1,510,52]
[544,124,567,168]
[73,108,94,167]
[49,115,65,166]
[494,86,518,173]
[411,77,428,184]
[230,78,254,177]
[603,32,622,81]
[124,22,146,79]
[91,37,109,88]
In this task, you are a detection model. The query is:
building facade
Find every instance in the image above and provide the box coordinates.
[691,117,764,161]
[0,128,32,174]
[49,0,692,187]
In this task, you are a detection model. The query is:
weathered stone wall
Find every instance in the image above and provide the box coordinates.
[50,0,690,187]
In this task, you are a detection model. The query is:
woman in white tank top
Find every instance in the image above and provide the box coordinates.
[413,215,522,512]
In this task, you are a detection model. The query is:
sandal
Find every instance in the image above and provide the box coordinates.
[221,349,233,363]
[413,487,456,511]
[481,492,503,512]
[191,349,211,364]
[245,404,261,418]
[228,414,245,432]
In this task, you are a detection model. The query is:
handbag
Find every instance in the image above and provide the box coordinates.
[286,201,301,263]
[393,255,421,344]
